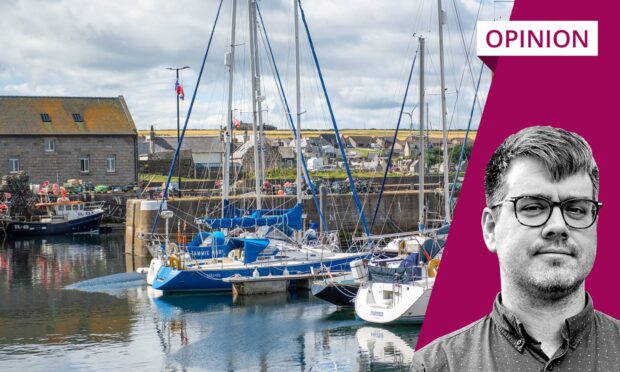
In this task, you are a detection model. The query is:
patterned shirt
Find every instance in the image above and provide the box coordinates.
[410,293,620,371]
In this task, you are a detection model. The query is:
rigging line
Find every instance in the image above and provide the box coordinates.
[450,61,484,206]
[452,0,485,113]
[151,0,224,234]
[445,0,484,136]
[370,46,419,230]
[298,0,370,236]
[256,3,327,230]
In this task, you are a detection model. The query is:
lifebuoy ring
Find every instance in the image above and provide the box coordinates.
[169,254,181,270]
[427,258,440,278]
[398,240,407,255]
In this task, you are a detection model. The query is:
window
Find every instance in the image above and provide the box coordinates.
[72,113,83,122]
[80,156,90,173]
[45,138,55,152]
[40,113,51,123]
[9,158,19,173]
[106,155,116,172]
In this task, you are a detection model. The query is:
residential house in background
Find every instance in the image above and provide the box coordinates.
[344,135,373,149]
[233,140,282,176]
[138,129,225,178]
[278,146,296,169]
[373,136,405,157]
[0,95,138,185]
[318,133,340,148]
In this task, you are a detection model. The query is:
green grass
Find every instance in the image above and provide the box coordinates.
[139,173,204,183]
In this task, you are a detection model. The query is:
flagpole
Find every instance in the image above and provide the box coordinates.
[166,65,190,193]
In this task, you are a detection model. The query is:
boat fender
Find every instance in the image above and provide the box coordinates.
[252,268,260,278]
[169,254,181,270]
[427,258,440,278]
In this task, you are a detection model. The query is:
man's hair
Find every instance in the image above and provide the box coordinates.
[484,126,599,206]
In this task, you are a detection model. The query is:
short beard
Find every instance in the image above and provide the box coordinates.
[517,271,585,304]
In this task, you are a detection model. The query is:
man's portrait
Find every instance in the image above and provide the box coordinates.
[411,126,620,371]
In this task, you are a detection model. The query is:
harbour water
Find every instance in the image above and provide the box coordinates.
[0,232,419,371]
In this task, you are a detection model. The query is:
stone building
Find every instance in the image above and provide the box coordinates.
[0,96,138,185]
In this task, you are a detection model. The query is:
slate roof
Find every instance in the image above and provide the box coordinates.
[158,136,224,153]
[319,133,339,147]
[0,95,137,136]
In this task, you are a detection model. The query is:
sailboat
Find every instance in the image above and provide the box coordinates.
[148,0,370,293]
[354,1,456,323]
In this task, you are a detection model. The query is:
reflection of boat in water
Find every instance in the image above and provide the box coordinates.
[147,287,233,317]
[356,326,416,366]
[2,201,104,236]
[232,291,290,307]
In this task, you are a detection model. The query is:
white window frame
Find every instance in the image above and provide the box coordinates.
[106,155,116,173]
[9,158,19,173]
[80,156,90,173]
[45,138,55,152]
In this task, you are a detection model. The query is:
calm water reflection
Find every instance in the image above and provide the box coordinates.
[0,233,420,371]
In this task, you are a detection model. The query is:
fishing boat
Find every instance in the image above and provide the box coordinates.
[2,200,104,236]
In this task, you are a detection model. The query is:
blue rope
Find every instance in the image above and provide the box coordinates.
[298,0,370,236]
[449,61,484,205]
[256,4,327,229]
[151,0,224,234]
[370,47,419,230]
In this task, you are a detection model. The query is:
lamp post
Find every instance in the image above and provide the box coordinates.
[166,66,190,192]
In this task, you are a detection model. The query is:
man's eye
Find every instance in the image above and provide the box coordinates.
[565,206,587,217]
[520,204,546,213]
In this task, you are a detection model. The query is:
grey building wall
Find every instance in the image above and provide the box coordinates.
[0,135,137,185]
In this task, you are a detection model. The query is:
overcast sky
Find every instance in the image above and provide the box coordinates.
[0,0,512,131]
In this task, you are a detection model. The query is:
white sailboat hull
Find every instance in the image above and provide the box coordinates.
[355,277,434,324]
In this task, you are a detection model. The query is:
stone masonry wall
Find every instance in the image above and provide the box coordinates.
[0,135,137,185]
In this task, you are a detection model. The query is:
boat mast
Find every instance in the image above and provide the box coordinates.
[437,0,451,223]
[294,0,302,207]
[248,0,262,209]
[294,0,303,243]
[251,1,267,192]
[418,37,425,232]
[223,0,237,217]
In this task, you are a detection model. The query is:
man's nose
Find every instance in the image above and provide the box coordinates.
[541,206,569,240]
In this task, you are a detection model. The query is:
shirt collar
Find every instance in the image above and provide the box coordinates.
[490,292,594,352]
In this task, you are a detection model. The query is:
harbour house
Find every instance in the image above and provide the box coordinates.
[0,96,138,185]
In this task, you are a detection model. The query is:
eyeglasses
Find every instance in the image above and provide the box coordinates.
[491,195,602,229]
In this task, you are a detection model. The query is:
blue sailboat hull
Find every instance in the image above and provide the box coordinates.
[152,253,369,293]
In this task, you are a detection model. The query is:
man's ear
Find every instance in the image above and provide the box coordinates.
[481,207,498,253]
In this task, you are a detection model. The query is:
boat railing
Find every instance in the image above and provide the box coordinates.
[82,201,106,211]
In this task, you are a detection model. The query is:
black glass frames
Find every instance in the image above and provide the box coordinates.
[491,195,602,229]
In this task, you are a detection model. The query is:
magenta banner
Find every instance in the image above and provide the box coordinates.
[417,0,620,349]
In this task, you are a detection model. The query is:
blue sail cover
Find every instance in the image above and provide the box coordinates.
[200,203,303,230]
[237,238,271,264]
